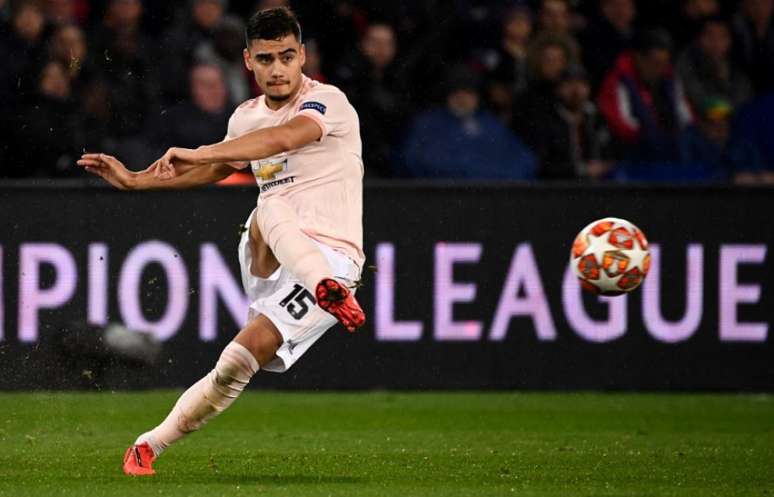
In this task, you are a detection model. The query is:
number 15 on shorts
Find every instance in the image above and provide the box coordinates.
[279,284,316,320]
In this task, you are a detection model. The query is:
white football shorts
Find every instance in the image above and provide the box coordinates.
[238,208,361,373]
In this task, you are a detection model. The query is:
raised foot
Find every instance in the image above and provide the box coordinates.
[315,278,366,333]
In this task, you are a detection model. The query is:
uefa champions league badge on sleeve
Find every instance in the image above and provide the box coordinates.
[300,101,327,115]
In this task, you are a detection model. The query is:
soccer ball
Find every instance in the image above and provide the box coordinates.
[570,217,651,296]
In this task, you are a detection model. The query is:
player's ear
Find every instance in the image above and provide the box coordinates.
[299,43,306,67]
[243,48,252,71]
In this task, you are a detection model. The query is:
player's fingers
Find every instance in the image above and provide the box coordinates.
[99,154,122,167]
[80,153,103,161]
[84,166,105,177]
[159,164,176,180]
[158,158,175,180]
[77,158,103,168]
[151,160,163,178]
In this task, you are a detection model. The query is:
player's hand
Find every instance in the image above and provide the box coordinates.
[147,159,177,180]
[77,153,135,190]
[155,147,203,180]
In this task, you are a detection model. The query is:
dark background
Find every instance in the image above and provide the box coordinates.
[0,183,771,391]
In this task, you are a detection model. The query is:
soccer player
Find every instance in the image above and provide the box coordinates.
[77,7,365,476]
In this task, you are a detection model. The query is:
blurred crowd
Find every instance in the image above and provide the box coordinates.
[1,0,773,183]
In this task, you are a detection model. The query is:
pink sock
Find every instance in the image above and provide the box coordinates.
[135,342,259,456]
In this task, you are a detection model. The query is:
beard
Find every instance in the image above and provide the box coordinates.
[266,92,292,103]
[261,75,301,105]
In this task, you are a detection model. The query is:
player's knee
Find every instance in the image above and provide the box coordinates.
[214,342,259,386]
[214,359,240,386]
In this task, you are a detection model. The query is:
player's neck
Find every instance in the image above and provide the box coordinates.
[265,79,304,111]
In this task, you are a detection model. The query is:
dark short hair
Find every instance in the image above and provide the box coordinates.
[245,7,302,46]
[632,28,673,54]
[443,64,481,94]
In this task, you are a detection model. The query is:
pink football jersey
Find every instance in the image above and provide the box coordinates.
[225,76,364,267]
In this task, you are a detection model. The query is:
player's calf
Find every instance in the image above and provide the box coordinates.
[125,341,260,475]
[315,278,365,333]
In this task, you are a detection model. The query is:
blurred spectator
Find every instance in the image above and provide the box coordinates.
[0,0,47,164]
[91,0,151,68]
[194,0,226,28]
[732,0,774,93]
[160,0,226,104]
[400,67,536,180]
[195,15,250,105]
[1,1,48,101]
[679,99,764,182]
[536,0,580,59]
[295,1,362,80]
[669,0,722,48]
[8,60,81,177]
[44,0,89,25]
[512,32,576,140]
[487,6,533,124]
[302,38,326,83]
[100,25,160,137]
[677,16,752,111]
[521,65,615,180]
[91,0,159,137]
[537,0,572,36]
[527,32,577,89]
[0,0,772,183]
[145,62,231,156]
[92,0,147,48]
[255,0,289,9]
[598,29,693,162]
[48,23,92,96]
[335,23,409,178]
[732,93,774,183]
[582,0,636,88]
[76,77,117,154]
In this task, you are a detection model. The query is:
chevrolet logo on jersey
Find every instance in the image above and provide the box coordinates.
[254,158,288,181]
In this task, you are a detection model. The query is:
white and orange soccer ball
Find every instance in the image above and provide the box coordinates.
[570,217,651,296]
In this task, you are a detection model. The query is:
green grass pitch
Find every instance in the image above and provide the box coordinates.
[0,392,772,496]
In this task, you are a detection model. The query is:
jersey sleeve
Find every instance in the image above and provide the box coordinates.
[222,111,250,170]
[296,87,354,139]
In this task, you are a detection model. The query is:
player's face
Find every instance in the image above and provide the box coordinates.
[244,35,306,104]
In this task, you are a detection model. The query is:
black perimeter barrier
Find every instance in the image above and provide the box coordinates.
[0,182,771,391]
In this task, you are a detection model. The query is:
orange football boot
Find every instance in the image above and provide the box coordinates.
[316,278,366,333]
[122,442,156,476]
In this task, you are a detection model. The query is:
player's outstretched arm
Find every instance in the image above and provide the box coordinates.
[154,115,321,177]
[77,153,236,190]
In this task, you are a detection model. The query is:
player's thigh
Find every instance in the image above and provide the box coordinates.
[233,314,283,367]
[249,213,279,278]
